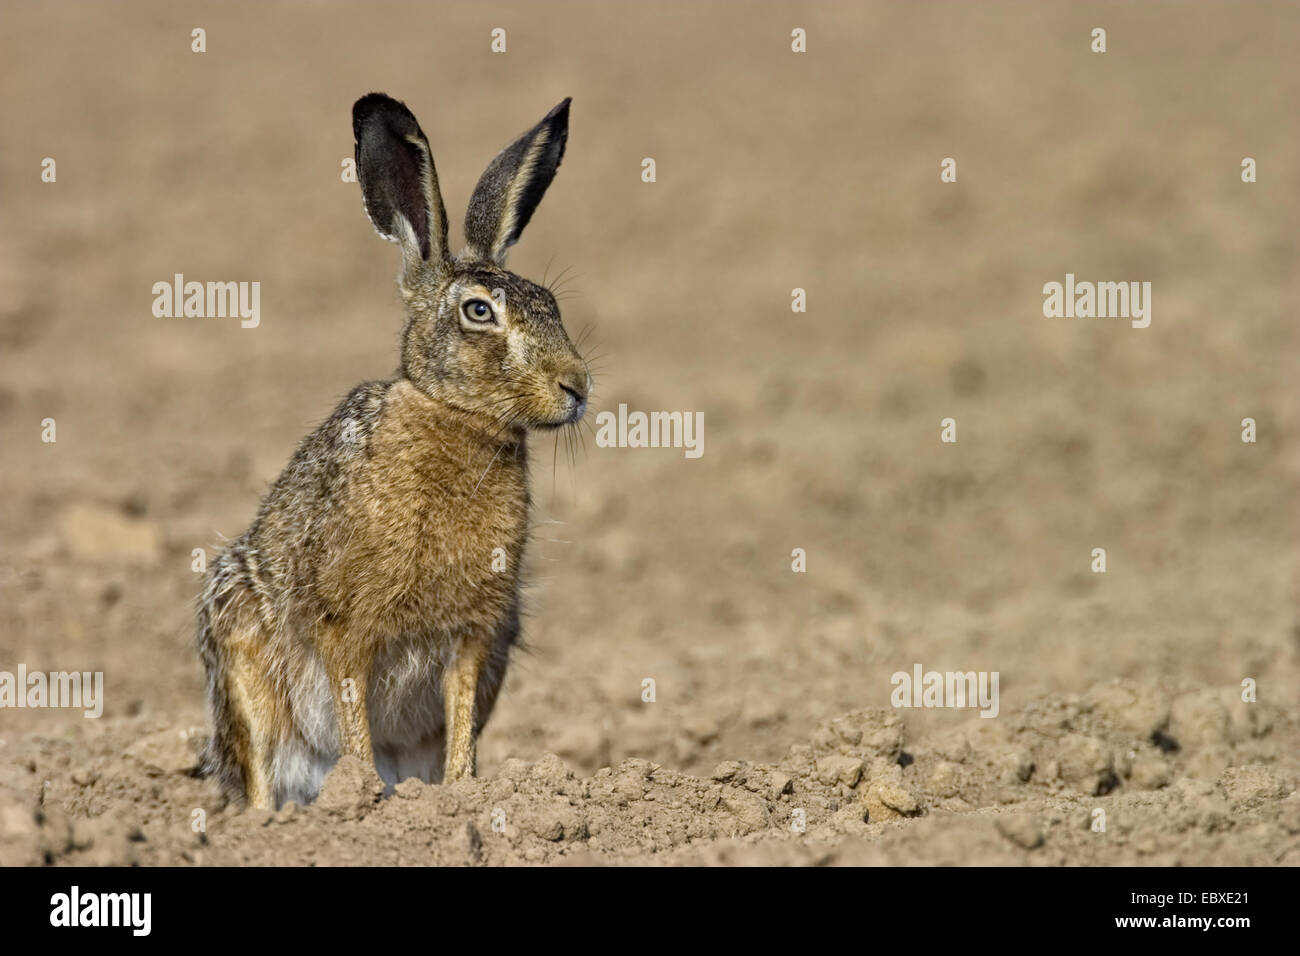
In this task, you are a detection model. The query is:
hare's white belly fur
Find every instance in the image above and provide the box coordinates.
[274,637,448,805]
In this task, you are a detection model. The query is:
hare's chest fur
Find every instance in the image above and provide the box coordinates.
[320,381,530,644]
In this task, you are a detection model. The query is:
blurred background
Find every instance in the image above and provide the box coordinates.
[1,0,1296,778]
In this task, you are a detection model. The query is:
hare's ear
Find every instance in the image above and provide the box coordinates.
[353,93,450,269]
[464,98,571,265]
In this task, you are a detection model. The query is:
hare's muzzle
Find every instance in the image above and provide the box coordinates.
[555,369,589,424]
[556,371,587,421]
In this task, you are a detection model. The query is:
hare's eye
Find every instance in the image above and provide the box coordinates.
[461,299,496,324]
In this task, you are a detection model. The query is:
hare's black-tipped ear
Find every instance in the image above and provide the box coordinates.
[353,93,449,267]
[464,98,571,265]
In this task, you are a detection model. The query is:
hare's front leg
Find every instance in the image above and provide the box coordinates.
[443,635,490,781]
[319,623,375,768]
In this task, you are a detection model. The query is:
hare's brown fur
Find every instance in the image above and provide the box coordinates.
[197,93,585,808]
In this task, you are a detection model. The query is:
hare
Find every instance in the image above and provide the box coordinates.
[196,93,588,809]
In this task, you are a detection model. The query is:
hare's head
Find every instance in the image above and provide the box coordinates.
[353,93,588,431]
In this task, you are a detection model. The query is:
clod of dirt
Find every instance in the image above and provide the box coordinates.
[316,755,385,820]
[528,752,576,787]
[862,759,924,820]
[610,758,655,804]
[816,755,864,788]
[1086,680,1171,738]
[710,760,747,783]
[721,788,770,834]
[839,710,906,759]
[394,778,425,799]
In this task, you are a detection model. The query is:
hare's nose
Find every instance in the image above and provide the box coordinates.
[557,371,587,402]
[557,374,588,418]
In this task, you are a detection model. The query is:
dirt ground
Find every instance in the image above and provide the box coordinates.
[1,1,1297,866]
